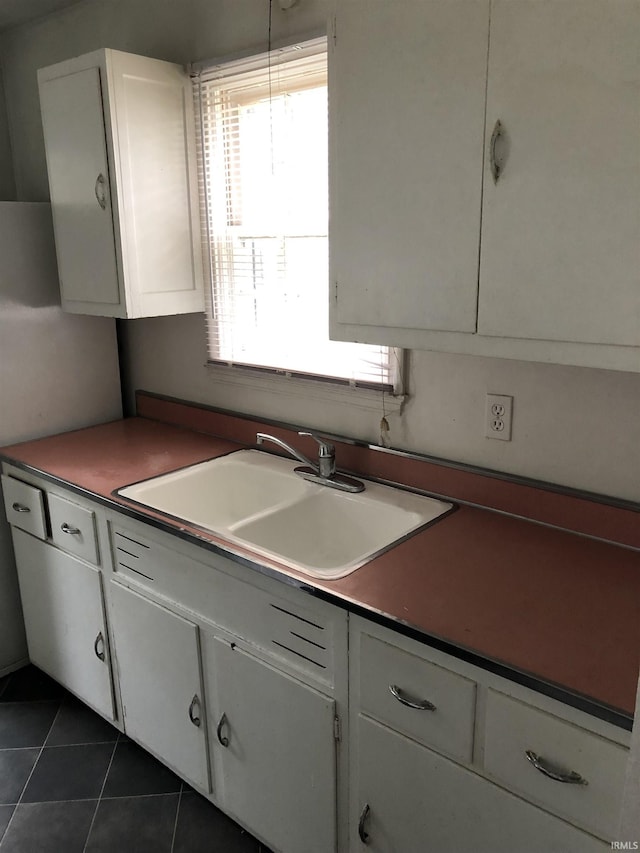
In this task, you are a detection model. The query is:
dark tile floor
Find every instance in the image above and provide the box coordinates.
[0,666,272,852]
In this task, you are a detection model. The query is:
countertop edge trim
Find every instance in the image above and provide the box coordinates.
[1,454,633,731]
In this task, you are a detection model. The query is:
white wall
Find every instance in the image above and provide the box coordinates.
[2,0,640,503]
[0,201,122,673]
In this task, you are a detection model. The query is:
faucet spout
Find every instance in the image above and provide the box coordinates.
[256,433,318,472]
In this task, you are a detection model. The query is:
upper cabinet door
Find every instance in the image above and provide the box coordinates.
[38,49,204,319]
[479,0,640,345]
[39,67,121,307]
[105,50,204,318]
[330,0,490,334]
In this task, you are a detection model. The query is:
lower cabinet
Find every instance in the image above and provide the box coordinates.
[353,716,608,853]
[12,527,115,721]
[350,616,626,852]
[2,466,632,853]
[204,633,338,853]
[108,581,210,792]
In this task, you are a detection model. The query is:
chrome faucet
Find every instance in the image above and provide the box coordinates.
[256,431,364,493]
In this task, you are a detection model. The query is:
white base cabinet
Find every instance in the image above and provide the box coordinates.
[108,581,210,792]
[354,716,608,853]
[1,464,631,853]
[105,508,348,853]
[205,634,338,853]
[11,527,115,721]
[350,616,628,852]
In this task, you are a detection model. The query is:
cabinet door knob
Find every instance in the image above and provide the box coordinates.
[525,750,588,785]
[358,803,370,844]
[490,119,505,184]
[188,694,202,728]
[389,684,437,712]
[216,712,229,746]
[94,173,107,210]
[61,522,81,535]
[11,502,30,513]
[93,631,106,662]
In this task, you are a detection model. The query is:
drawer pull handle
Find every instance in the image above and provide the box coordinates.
[389,684,437,712]
[93,632,106,662]
[358,803,370,844]
[525,750,588,785]
[61,523,81,535]
[216,712,229,746]
[12,502,30,513]
[188,694,202,728]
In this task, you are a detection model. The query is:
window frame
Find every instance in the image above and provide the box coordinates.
[191,37,405,401]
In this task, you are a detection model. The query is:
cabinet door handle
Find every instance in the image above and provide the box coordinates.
[188,694,202,728]
[11,502,30,513]
[389,684,437,712]
[93,631,106,662]
[490,119,504,184]
[358,803,370,844]
[525,750,588,785]
[216,712,229,746]
[61,522,81,535]
[94,173,107,210]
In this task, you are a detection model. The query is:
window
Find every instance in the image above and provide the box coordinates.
[193,39,401,393]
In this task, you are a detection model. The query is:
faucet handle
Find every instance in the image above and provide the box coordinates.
[298,431,335,458]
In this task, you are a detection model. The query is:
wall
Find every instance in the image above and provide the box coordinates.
[0,201,122,673]
[2,0,640,504]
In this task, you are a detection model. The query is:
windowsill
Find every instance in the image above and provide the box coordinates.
[204,361,405,414]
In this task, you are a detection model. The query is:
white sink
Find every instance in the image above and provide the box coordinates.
[117,449,453,579]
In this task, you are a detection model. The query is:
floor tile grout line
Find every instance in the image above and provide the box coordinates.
[169,786,183,853]
[99,791,182,801]
[0,792,183,809]
[82,736,119,853]
[0,700,63,850]
[0,739,119,752]
[2,797,99,807]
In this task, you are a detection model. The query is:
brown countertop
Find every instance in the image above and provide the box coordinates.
[2,411,640,721]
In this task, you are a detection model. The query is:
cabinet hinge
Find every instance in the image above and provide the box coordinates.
[334,280,338,304]
[333,715,341,742]
[331,15,337,46]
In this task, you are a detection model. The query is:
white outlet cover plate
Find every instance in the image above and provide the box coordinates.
[485,393,513,441]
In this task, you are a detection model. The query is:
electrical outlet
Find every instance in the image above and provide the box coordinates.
[485,394,513,441]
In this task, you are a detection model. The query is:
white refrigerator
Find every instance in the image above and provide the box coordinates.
[0,201,122,674]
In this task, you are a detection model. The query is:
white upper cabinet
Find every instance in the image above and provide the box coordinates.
[479,1,640,346]
[330,0,489,334]
[330,0,640,372]
[38,49,204,318]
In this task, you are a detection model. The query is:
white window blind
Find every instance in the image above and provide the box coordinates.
[193,39,401,392]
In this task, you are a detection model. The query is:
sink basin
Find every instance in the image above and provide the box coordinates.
[118,450,309,528]
[117,449,453,578]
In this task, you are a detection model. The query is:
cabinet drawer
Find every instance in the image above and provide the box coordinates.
[1,474,47,540]
[49,493,99,565]
[484,690,628,840]
[359,632,476,763]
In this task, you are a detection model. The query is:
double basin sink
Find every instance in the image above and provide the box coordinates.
[117,449,453,579]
